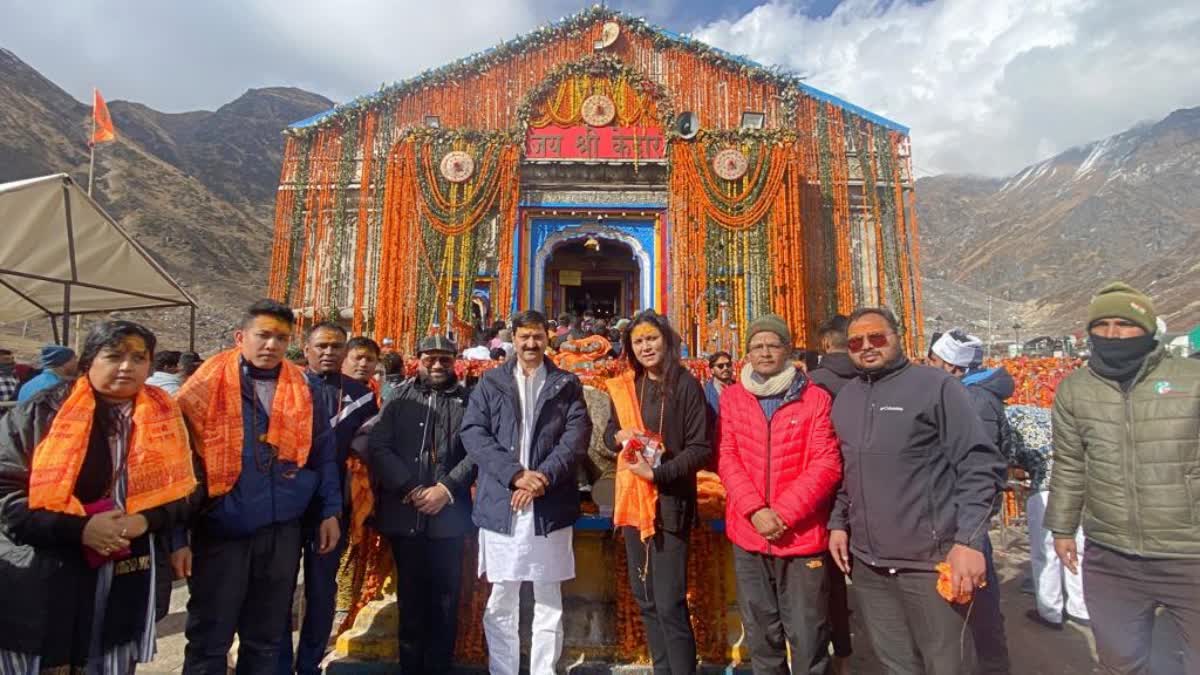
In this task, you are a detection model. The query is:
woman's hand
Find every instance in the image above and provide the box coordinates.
[82,510,130,555]
[627,448,655,482]
[614,429,637,445]
[116,513,149,539]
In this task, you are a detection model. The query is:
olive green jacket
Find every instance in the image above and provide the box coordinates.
[1046,347,1200,558]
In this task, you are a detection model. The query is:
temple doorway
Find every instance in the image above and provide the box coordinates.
[543,238,640,320]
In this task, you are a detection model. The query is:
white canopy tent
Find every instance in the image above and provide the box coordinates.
[0,173,197,347]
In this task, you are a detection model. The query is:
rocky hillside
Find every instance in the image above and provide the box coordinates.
[918,106,1200,335]
[0,47,331,350]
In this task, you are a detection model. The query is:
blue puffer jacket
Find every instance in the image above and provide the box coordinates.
[461,359,591,536]
[197,365,341,539]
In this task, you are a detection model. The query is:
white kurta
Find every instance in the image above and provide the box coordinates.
[478,363,575,583]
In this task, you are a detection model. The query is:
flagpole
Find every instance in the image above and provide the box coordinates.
[81,89,96,349]
[88,89,96,197]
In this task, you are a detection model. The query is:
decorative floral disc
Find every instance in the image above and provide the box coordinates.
[581,94,617,127]
[713,148,749,180]
[440,151,475,183]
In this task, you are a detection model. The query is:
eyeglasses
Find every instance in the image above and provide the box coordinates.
[420,355,455,367]
[847,332,890,353]
[712,362,732,369]
[747,343,786,354]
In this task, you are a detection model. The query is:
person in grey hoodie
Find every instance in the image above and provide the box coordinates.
[144,350,183,395]
[828,308,1006,675]
[929,330,1013,674]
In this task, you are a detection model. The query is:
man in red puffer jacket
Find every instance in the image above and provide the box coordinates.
[717,313,843,674]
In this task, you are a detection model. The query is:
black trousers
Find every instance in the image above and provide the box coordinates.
[183,521,303,675]
[733,545,832,675]
[389,534,466,675]
[851,560,976,675]
[1083,541,1200,674]
[827,565,853,658]
[971,535,1010,674]
[623,526,697,675]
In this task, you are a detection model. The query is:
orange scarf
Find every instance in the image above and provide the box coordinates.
[29,378,196,515]
[607,370,659,542]
[176,349,313,497]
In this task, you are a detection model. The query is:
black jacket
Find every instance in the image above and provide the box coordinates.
[306,371,379,470]
[603,369,712,533]
[0,383,203,660]
[828,358,1005,570]
[962,367,1015,459]
[809,352,857,398]
[461,359,591,536]
[367,377,475,538]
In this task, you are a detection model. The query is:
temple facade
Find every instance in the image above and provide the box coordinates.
[268,7,923,356]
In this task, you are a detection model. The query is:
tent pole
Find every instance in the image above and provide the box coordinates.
[49,316,60,345]
[62,284,71,347]
[189,305,197,352]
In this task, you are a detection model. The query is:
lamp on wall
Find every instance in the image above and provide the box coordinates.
[740,112,766,129]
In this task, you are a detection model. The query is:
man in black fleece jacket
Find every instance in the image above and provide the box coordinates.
[828,308,1006,675]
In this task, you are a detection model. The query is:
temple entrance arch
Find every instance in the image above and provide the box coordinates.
[532,222,654,320]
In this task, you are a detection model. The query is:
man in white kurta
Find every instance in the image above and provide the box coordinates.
[461,311,591,675]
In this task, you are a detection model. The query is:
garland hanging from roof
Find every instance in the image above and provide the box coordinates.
[518,54,671,130]
[373,135,520,350]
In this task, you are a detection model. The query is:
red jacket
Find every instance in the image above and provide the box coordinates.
[717,372,842,557]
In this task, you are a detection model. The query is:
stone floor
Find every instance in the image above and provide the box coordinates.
[141,527,1185,674]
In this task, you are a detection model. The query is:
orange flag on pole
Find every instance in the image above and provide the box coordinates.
[91,89,116,145]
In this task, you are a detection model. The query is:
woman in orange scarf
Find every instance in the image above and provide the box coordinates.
[603,311,712,674]
[0,321,201,674]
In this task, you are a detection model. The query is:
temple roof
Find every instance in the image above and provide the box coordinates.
[288,6,907,134]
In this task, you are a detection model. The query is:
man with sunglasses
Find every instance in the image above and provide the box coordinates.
[1046,282,1200,673]
[828,307,1005,675]
[704,350,735,418]
[367,335,476,674]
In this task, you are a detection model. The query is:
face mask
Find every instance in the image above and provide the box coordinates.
[1089,333,1156,386]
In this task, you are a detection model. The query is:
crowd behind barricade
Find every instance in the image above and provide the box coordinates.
[0,280,1196,674]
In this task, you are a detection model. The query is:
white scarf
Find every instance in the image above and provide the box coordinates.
[740,363,797,398]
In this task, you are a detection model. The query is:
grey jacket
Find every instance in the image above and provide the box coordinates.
[1046,347,1200,558]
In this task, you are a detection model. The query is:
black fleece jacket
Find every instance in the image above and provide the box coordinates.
[828,357,1005,570]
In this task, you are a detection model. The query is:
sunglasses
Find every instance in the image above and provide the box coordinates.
[420,355,455,366]
[847,332,890,353]
[712,362,732,369]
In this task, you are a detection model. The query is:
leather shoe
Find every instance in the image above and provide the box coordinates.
[1025,608,1063,630]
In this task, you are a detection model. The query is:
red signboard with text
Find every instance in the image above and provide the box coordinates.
[525,125,666,161]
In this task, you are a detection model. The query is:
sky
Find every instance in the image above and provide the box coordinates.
[2,0,1198,176]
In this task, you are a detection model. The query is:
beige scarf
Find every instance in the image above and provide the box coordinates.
[740,363,797,398]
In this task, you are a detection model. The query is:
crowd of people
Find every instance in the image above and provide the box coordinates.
[0,279,1195,674]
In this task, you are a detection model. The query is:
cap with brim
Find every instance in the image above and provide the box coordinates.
[418,334,458,355]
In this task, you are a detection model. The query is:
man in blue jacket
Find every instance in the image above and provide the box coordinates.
[461,310,591,675]
[175,300,342,675]
[276,322,378,675]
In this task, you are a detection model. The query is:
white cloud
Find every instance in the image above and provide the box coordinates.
[692,0,1200,176]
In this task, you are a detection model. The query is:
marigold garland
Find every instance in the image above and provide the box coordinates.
[267,11,924,359]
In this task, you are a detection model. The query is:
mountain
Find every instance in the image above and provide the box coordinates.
[0,47,332,350]
[918,106,1200,335]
